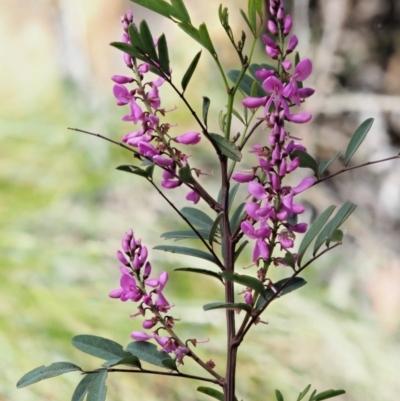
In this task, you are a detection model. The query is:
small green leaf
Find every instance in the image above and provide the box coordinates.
[344,118,374,166]
[227,70,266,97]
[297,205,336,266]
[157,34,170,76]
[220,272,266,298]
[326,229,343,245]
[116,165,149,178]
[209,133,242,162]
[255,0,263,17]
[128,0,174,20]
[170,0,191,24]
[153,245,218,264]
[297,384,312,401]
[128,24,146,53]
[228,183,240,210]
[178,163,195,183]
[275,389,285,401]
[17,362,81,388]
[239,9,255,34]
[202,96,211,126]
[230,202,246,232]
[101,355,141,369]
[161,229,210,241]
[282,251,295,268]
[86,369,107,401]
[198,23,216,54]
[231,107,245,125]
[312,389,345,401]
[178,23,201,47]
[308,390,317,401]
[291,150,319,176]
[313,202,356,254]
[174,267,223,283]
[161,358,179,371]
[203,302,252,313]
[181,207,213,228]
[71,335,131,361]
[182,51,202,91]
[126,341,175,369]
[209,212,224,245]
[145,164,155,178]
[72,373,98,401]
[318,152,340,177]
[139,20,158,61]
[248,0,258,33]
[234,240,249,261]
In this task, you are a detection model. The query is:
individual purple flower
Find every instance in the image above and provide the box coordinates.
[283,58,313,106]
[131,331,155,341]
[268,20,278,35]
[112,75,134,84]
[186,190,200,204]
[286,35,298,54]
[174,132,201,145]
[113,84,133,105]
[232,172,254,183]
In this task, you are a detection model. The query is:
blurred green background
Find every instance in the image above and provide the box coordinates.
[2,1,400,400]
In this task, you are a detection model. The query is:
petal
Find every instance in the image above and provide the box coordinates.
[232,172,254,183]
[248,181,267,200]
[262,76,283,94]
[287,112,312,124]
[242,96,267,108]
[294,58,312,81]
[292,177,315,194]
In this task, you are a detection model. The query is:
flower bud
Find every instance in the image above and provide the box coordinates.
[117,250,129,265]
[232,172,254,183]
[283,14,292,35]
[186,190,200,204]
[174,132,201,145]
[268,20,278,35]
[286,35,298,53]
[111,75,134,84]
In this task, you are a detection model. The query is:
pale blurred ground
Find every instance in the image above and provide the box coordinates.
[2,1,400,401]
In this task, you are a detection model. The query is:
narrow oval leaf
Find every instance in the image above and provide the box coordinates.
[17,362,81,388]
[178,23,201,47]
[153,245,218,264]
[231,107,245,125]
[291,150,319,177]
[318,152,340,177]
[116,165,148,178]
[182,51,202,91]
[161,229,210,241]
[170,0,191,24]
[313,202,356,255]
[275,389,285,401]
[161,358,178,371]
[128,24,146,54]
[128,0,174,20]
[157,33,170,76]
[297,205,336,266]
[220,272,266,298]
[198,23,216,54]
[326,229,344,246]
[71,335,131,361]
[174,267,223,283]
[202,96,211,126]
[86,369,107,401]
[72,373,98,401]
[126,341,175,369]
[227,70,265,97]
[139,20,158,61]
[312,389,345,401]
[101,355,141,369]
[209,133,242,162]
[209,212,224,245]
[228,183,240,210]
[197,387,239,401]
[178,163,195,183]
[234,240,249,262]
[203,302,252,313]
[248,0,257,33]
[239,9,255,34]
[230,202,246,232]
[181,207,213,228]
[308,390,317,401]
[344,118,374,166]
[297,384,311,401]
[110,42,154,67]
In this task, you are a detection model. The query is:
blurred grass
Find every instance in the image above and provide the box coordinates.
[2,1,400,401]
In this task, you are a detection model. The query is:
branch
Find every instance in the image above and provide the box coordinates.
[238,119,264,151]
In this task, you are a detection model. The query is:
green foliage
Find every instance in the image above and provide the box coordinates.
[344,118,374,165]
[178,163,195,183]
[197,386,227,401]
[209,212,224,245]
[209,133,242,161]
[181,206,214,229]
[220,271,267,298]
[86,369,108,401]
[153,245,218,264]
[181,51,202,91]
[116,165,154,178]
[161,229,210,241]
[227,70,266,97]
[202,96,211,127]
[174,267,223,283]
[126,341,176,370]
[318,152,340,177]
[230,202,246,232]
[275,389,285,401]
[291,150,319,177]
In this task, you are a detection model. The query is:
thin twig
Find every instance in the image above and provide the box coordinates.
[238,118,265,151]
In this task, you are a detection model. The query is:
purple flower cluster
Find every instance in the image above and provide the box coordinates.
[109,229,188,363]
[233,1,315,278]
[112,11,202,203]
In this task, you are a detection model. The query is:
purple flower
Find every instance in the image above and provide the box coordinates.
[283,59,313,106]
[186,190,200,204]
[232,172,254,183]
[113,84,133,105]
[174,132,201,145]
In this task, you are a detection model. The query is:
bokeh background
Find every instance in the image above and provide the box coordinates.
[2,0,400,400]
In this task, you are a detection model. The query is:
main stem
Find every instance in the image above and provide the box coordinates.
[220,157,237,401]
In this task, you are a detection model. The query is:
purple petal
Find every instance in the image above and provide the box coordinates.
[248,181,267,200]
[131,331,154,341]
[255,69,275,80]
[262,76,283,94]
[174,132,201,145]
[232,172,254,183]
[186,190,200,204]
[242,97,267,108]
[287,112,312,124]
[262,34,278,49]
[292,177,315,194]
[287,35,298,53]
[294,58,312,81]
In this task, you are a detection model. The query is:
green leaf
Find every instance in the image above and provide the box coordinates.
[209,212,224,245]
[282,251,295,268]
[71,335,131,361]
[326,229,343,246]
[128,0,174,20]
[161,358,179,371]
[227,70,266,97]
[17,362,81,388]
[239,9,254,34]
[228,183,240,211]
[308,390,317,401]
[145,164,155,178]
[203,302,252,313]
[275,389,285,401]
[313,202,356,254]
[116,165,149,178]
[297,205,336,266]
[344,118,374,166]
[177,23,201,46]
[221,272,267,298]
[161,229,210,241]
[178,163,195,183]
[181,51,202,91]
[101,355,141,369]
[255,0,263,17]
[209,133,242,162]
[230,202,246,232]
[312,389,345,401]
[170,0,191,24]
[174,267,223,283]
[231,107,245,125]
[181,206,213,229]
[297,384,311,401]
[248,0,257,33]
[153,245,218,264]
[291,150,319,176]
[202,96,211,126]
[139,20,158,61]
[157,34,170,76]
[110,42,142,60]
[198,23,216,54]
[318,152,340,177]
[86,369,107,401]
[72,373,98,401]
[126,341,175,369]
[260,63,278,71]
[234,240,249,262]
